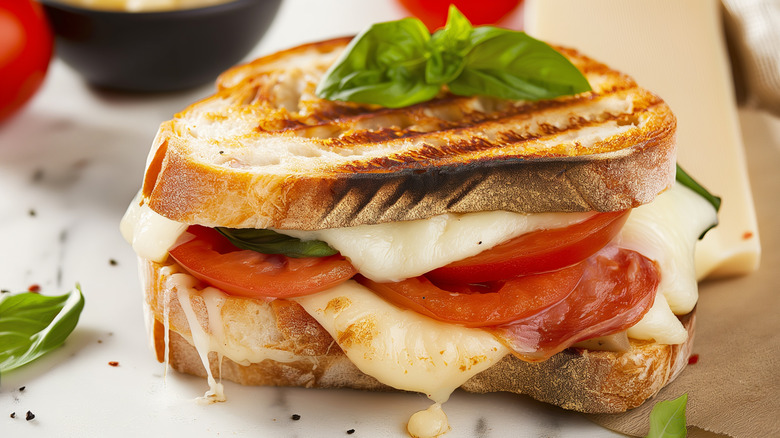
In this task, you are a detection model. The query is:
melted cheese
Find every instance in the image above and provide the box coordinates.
[617,184,717,343]
[175,282,226,404]
[292,280,509,403]
[121,192,187,263]
[407,403,450,438]
[279,211,593,282]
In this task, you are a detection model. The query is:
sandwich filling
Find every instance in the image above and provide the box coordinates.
[122,181,716,408]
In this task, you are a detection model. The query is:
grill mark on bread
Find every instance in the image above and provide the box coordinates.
[336,105,659,174]
[251,83,639,146]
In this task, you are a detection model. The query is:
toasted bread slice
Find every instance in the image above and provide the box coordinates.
[143,258,693,414]
[141,37,676,230]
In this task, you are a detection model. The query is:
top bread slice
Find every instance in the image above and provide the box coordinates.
[141,37,676,230]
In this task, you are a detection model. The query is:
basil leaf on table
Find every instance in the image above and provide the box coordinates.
[646,393,688,438]
[316,5,592,107]
[0,285,85,374]
[216,227,337,258]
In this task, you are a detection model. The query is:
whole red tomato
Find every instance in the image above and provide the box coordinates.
[0,0,52,122]
[397,0,522,31]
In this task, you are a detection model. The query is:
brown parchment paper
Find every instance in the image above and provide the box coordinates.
[589,109,780,437]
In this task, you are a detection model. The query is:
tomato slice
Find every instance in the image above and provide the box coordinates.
[357,261,584,328]
[426,210,629,285]
[169,226,357,299]
[358,245,657,329]
[490,246,659,361]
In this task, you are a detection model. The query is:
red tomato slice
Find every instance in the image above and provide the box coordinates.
[426,210,629,285]
[358,245,658,330]
[169,226,357,299]
[490,246,659,361]
[357,261,585,328]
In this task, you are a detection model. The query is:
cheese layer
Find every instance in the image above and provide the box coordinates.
[292,281,509,403]
[279,211,593,282]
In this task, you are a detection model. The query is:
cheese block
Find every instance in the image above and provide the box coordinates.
[525,0,761,278]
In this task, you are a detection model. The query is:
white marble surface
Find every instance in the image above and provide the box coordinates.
[2,0,765,437]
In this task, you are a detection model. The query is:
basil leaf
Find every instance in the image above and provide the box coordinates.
[646,393,688,438]
[315,17,439,108]
[0,285,85,374]
[449,27,592,100]
[316,6,591,108]
[216,228,337,258]
[676,164,721,212]
[426,6,473,85]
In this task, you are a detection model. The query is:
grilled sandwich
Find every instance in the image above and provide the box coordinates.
[122,36,717,433]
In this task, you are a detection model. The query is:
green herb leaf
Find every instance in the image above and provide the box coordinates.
[0,285,85,374]
[450,26,592,100]
[676,164,721,212]
[216,228,337,258]
[646,393,688,438]
[426,6,473,85]
[315,17,439,108]
[316,6,591,107]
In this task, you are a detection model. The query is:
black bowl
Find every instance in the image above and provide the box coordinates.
[41,0,282,92]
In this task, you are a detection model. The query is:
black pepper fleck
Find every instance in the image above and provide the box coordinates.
[109,259,118,266]
[28,209,36,217]
[478,241,482,245]
[219,151,225,154]
[26,411,35,421]
[291,414,301,421]
[19,386,25,392]
[347,429,355,434]
[1,289,10,294]
[10,412,16,419]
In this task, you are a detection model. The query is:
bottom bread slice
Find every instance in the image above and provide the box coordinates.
[144,258,694,414]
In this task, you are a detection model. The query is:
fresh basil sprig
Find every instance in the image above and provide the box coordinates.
[216,228,337,258]
[646,393,688,438]
[676,164,721,212]
[316,6,592,108]
[0,285,85,374]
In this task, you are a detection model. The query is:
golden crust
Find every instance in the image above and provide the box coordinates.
[141,38,677,230]
[144,258,694,414]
